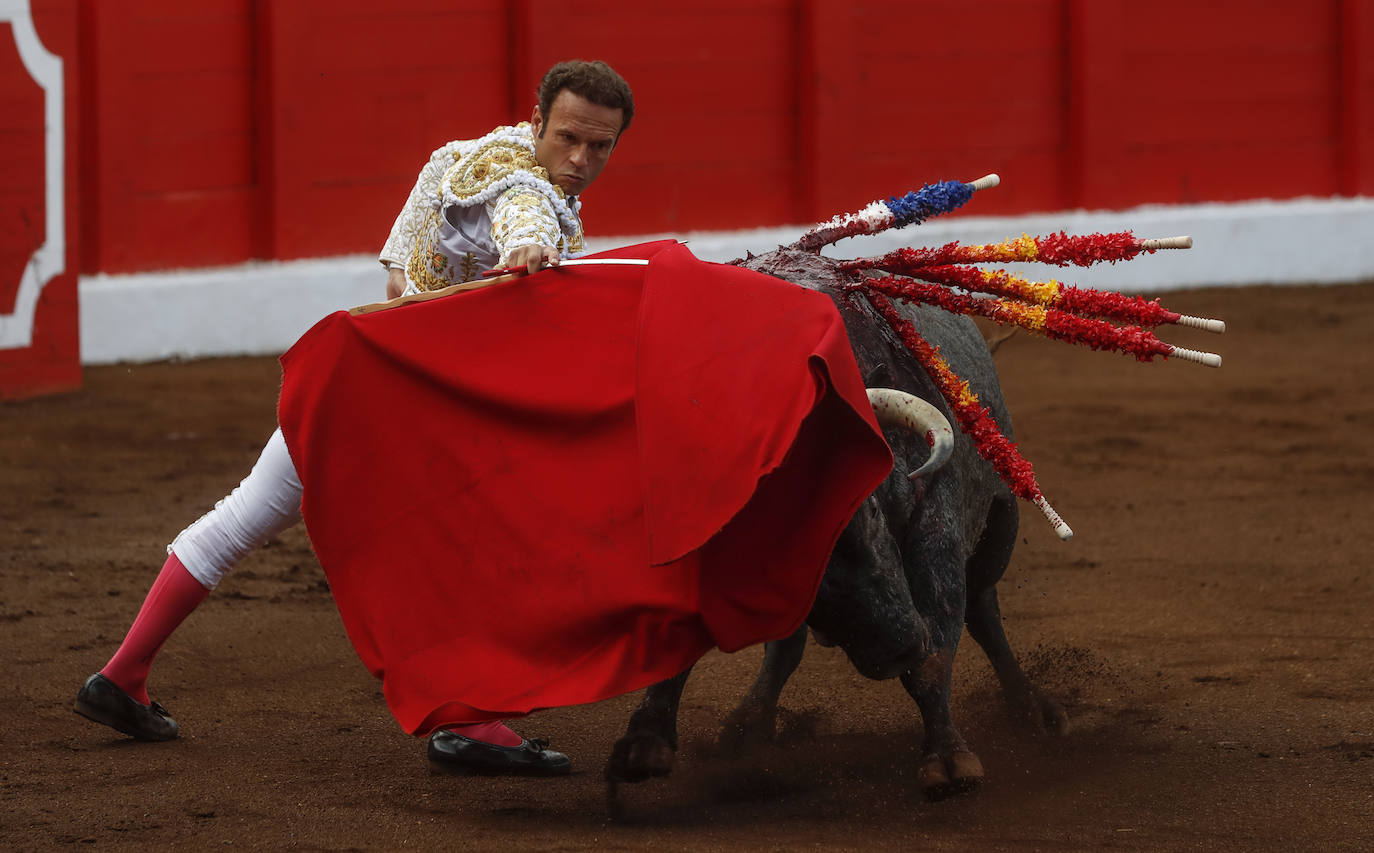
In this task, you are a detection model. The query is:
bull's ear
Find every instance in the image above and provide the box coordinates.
[864,361,894,388]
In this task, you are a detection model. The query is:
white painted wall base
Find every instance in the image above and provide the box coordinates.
[79,197,1374,365]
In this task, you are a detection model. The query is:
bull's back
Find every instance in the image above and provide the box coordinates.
[741,248,1015,544]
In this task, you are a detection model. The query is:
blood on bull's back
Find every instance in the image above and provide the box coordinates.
[740,247,1014,553]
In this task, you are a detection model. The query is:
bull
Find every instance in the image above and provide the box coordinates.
[605,246,1068,801]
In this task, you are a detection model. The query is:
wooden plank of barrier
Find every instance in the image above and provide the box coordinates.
[349,259,653,315]
[349,273,521,316]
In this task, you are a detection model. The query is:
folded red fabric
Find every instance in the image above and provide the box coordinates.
[277,241,892,735]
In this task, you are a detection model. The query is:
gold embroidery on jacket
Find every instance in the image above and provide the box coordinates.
[445,139,560,204]
[402,124,584,291]
[404,209,453,292]
[459,252,479,282]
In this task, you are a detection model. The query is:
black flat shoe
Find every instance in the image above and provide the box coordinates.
[427,729,571,777]
[74,673,178,741]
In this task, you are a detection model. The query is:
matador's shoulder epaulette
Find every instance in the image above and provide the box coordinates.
[440,123,581,238]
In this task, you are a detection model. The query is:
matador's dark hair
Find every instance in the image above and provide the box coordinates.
[537,60,635,137]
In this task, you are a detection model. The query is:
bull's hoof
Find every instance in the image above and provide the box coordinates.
[717,699,778,751]
[1038,694,1071,736]
[1008,689,1071,737]
[918,750,984,801]
[605,781,627,822]
[605,731,676,784]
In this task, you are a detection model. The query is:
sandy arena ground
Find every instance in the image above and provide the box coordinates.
[2,282,1372,851]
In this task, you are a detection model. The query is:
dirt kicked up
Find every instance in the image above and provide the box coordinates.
[2,282,1371,851]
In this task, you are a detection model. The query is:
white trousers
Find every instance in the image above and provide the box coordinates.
[169,428,303,589]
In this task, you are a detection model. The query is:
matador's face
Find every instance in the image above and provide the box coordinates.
[531,91,622,197]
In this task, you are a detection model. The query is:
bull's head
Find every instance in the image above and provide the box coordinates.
[805,389,953,680]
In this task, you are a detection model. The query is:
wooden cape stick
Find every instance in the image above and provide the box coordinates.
[349,259,652,316]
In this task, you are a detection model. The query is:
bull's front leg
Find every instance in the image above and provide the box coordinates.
[606,667,693,784]
[964,496,1070,736]
[899,653,985,800]
[900,516,984,800]
[717,623,808,749]
[965,582,1070,736]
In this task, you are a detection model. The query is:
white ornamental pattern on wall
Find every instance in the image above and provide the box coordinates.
[0,0,64,351]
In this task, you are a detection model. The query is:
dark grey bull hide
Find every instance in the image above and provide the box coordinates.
[605,247,1068,801]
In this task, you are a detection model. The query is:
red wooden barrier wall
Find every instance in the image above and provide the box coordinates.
[69,0,1374,276]
[4,0,1374,398]
[0,0,79,400]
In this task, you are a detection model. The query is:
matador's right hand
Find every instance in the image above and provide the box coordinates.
[505,244,561,276]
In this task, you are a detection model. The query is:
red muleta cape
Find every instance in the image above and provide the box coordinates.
[277,241,892,735]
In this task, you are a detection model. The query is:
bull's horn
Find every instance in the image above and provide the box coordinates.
[866,388,955,480]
